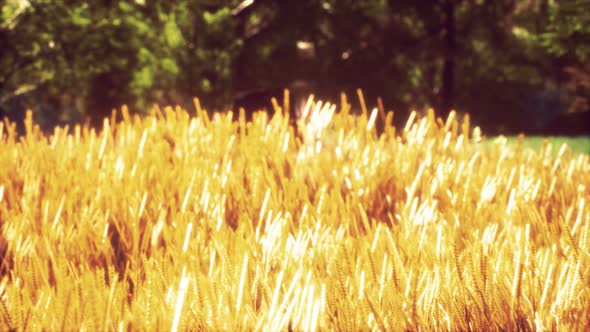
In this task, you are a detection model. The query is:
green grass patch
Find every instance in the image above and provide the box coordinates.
[484,135,590,156]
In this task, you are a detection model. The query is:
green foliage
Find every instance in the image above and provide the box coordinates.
[0,0,241,123]
[0,0,585,132]
[163,16,184,48]
[540,0,590,62]
[513,0,590,113]
[203,7,231,30]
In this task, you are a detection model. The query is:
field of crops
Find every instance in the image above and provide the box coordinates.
[0,95,588,331]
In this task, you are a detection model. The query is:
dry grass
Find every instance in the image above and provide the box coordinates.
[0,93,588,331]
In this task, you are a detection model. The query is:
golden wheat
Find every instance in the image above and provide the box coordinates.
[0,94,588,331]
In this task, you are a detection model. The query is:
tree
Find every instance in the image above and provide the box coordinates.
[537,0,590,113]
[0,0,242,128]
[1,0,581,135]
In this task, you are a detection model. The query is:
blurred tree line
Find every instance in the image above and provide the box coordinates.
[0,0,588,134]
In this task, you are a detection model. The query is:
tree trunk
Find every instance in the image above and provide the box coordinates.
[440,0,456,120]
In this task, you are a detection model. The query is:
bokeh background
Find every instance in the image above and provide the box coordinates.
[0,0,588,136]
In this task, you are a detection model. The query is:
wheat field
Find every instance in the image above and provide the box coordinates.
[0,93,588,331]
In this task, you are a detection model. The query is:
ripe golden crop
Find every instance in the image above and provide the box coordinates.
[0,95,588,331]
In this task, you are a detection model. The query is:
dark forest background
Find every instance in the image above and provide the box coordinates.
[1,0,589,135]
